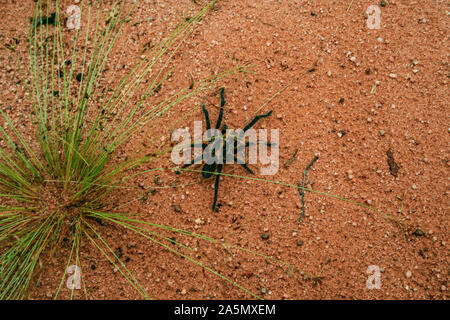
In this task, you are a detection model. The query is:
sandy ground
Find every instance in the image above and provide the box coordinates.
[0,0,448,299]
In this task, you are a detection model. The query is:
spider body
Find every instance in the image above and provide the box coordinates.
[182,88,273,211]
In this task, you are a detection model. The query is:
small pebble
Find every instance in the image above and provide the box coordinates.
[389,73,397,79]
[406,270,412,278]
[380,130,385,136]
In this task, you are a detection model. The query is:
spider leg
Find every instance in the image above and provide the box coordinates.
[220,87,226,107]
[234,155,254,174]
[243,110,273,132]
[202,103,211,131]
[215,108,224,130]
[182,154,204,168]
[212,163,223,211]
[234,141,274,155]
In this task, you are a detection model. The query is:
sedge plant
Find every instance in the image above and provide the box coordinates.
[0,0,267,299]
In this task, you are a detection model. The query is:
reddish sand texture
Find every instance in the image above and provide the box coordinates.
[0,0,448,299]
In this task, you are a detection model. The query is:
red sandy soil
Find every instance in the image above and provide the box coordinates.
[0,0,448,299]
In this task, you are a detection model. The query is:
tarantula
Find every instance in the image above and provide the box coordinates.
[181,88,273,211]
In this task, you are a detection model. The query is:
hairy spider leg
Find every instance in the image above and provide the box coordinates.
[202,124,227,178]
[182,153,204,169]
[232,140,275,174]
[233,155,254,174]
[212,163,223,211]
[243,110,273,132]
[220,87,226,107]
[183,104,214,170]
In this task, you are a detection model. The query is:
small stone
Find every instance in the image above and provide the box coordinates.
[347,170,354,180]
[413,228,425,236]
[380,130,385,136]
[380,0,387,7]
[377,37,383,43]
[327,71,332,77]
[389,73,397,79]
[173,205,182,212]
[339,97,345,104]
[412,184,417,190]
[194,218,202,224]
[406,270,412,278]
[423,157,429,163]
[261,288,267,294]
[181,288,187,295]
[297,240,304,246]
[261,233,270,240]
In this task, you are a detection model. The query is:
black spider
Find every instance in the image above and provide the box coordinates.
[181,88,273,211]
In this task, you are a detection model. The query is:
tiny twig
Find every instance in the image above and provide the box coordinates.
[347,0,355,11]
[283,148,298,168]
[297,156,319,223]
